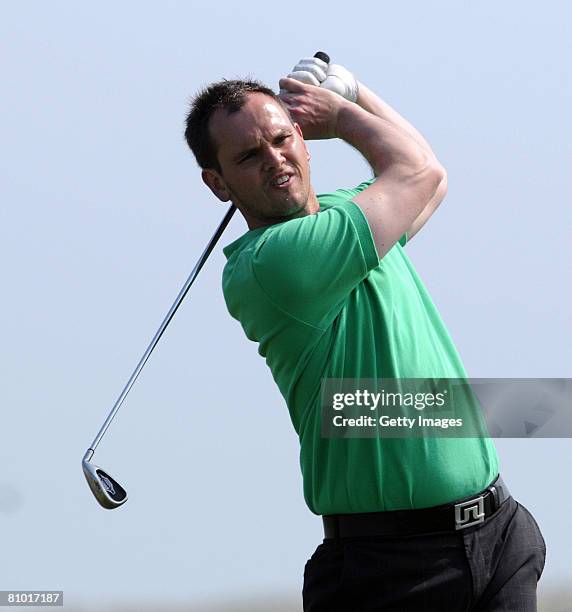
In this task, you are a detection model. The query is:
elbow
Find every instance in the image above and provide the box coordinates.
[437,162,447,183]
[429,158,447,184]
[437,165,448,202]
[428,161,448,203]
[414,151,446,189]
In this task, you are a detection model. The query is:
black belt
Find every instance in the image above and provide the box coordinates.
[323,475,510,539]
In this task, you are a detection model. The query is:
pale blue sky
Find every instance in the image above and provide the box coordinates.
[1,1,570,608]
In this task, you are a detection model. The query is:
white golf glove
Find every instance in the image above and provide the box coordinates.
[288,56,329,86]
[287,56,359,103]
[321,63,359,103]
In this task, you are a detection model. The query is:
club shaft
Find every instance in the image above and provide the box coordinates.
[84,205,236,462]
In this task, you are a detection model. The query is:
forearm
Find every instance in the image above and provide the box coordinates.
[335,100,437,180]
[356,82,439,163]
[339,99,444,257]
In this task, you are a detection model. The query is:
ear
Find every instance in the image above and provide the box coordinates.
[294,122,311,161]
[202,169,230,202]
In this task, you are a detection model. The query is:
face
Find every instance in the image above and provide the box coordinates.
[202,93,318,228]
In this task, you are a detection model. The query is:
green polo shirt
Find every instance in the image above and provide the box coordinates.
[222,179,499,515]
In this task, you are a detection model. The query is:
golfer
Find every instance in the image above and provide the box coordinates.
[184,55,546,611]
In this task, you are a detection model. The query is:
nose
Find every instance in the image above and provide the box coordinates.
[261,144,284,170]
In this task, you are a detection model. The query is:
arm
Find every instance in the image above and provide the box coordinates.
[279,78,445,259]
[355,82,448,242]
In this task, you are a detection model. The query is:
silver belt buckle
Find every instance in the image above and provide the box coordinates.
[454,495,485,530]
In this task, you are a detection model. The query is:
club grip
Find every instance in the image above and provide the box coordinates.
[314,51,330,64]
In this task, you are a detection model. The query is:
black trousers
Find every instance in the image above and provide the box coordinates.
[303,497,546,611]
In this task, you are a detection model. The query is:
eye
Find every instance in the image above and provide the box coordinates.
[238,151,257,164]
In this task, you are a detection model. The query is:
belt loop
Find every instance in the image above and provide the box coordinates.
[489,485,499,511]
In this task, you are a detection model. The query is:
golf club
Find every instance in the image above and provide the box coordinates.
[82,204,236,509]
[83,49,328,509]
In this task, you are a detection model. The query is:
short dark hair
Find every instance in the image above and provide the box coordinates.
[184,79,288,172]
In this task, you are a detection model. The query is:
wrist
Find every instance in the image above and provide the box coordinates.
[355,81,367,109]
[334,101,370,140]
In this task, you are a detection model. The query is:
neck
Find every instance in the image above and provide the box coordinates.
[244,190,321,230]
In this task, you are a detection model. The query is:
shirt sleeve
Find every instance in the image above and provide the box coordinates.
[251,201,379,328]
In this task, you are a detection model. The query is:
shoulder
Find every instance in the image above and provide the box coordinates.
[317,178,377,209]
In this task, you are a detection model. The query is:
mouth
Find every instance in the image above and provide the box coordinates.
[269,173,293,189]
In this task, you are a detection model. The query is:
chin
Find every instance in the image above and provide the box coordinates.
[280,196,308,215]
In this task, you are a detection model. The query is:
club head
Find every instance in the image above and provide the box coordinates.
[82,459,128,509]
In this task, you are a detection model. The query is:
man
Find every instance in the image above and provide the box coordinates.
[184,56,546,611]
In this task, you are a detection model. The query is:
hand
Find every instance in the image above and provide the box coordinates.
[278,77,348,140]
[287,56,329,86]
[321,64,359,103]
[286,56,359,103]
